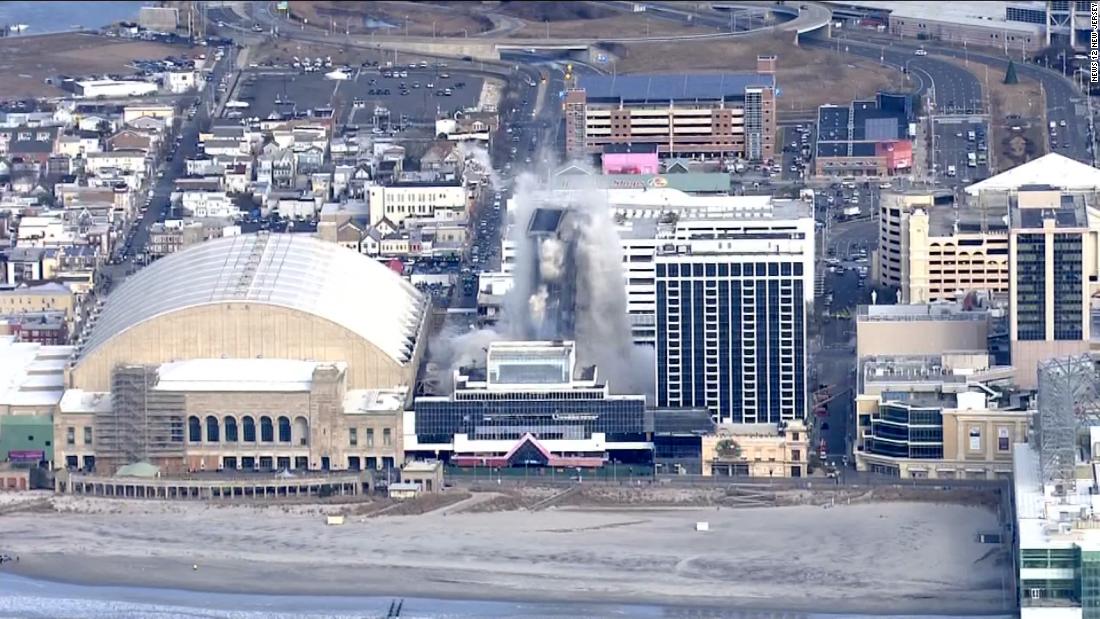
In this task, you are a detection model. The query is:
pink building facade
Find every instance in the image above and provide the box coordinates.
[601,150,659,175]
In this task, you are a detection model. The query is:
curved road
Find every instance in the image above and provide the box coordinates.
[801,37,983,113]
[834,31,1093,165]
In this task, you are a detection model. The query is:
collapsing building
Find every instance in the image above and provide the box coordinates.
[523,207,577,341]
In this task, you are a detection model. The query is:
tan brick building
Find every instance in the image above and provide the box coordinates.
[55,361,405,475]
[701,420,809,478]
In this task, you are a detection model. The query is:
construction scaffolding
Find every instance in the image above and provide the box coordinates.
[1036,356,1100,493]
[99,365,186,473]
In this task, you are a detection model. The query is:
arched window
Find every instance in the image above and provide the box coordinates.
[224,416,238,442]
[293,416,309,446]
[188,416,201,443]
[278,416,291,443]
[205,416,220,442]
[242,416,256,442]
[260,416,274,443]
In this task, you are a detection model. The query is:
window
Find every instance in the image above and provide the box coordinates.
[969,426,982,451]
[384,428,393,447]
[349,427,358,447]
[366,428,375,447]
[66,426,75,446]
[998,427,1010,451]
[791,449,801,462]
[84,427,92,445]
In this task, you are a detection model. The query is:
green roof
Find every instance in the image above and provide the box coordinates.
[552,172,730,194]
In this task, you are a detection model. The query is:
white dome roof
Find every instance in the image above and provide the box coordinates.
[81,233,426,365]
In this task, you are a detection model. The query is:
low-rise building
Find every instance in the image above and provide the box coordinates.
[54,360,406,475]
[85,150,147,176]
[180,191,238,219]
[855,352,1025,479]
[122,104,174,126]
[701,420,809,477]
[146,220,207,259]
[74,80,158,99]
[367,179,467,227]
[407,341,651,468]
[0,282,75,325]
[856,303,992,359]
[164,70,201,94]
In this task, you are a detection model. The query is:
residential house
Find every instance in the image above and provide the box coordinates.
[421,141,464,176]
[106,128,157,154]
[127,115,168,134]
[122,104,174,126]
[295,146,324,175]
[76,115,116,134]
[56,134,102,158]
[0,126,60,165]
[4,246,59,283]
[258,146,295,189]
[224,164,251,194]
[84,150,147,176]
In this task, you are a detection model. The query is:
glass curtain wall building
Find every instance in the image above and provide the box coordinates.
[654,205,815,424]
[408,341,651,466]
[1008,192,1091,389]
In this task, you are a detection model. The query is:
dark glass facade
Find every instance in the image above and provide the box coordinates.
[656,258,806,424]
[1015,233,1046,341]
[1053,233,1084,340]
[865,403,944,459]
[414,393,646,445]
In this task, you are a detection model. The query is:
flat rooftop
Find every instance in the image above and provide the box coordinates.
[578,72,774,104]
[828,1,1043,34]
[926,201,1010,237]
[858,304,990,321]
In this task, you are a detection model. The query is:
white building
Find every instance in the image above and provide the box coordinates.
[367,181,466,227]
[17,214,70,247]
[164,70,201,94]
[965,152,1100,195]
[501,187,814,347]
[84,150,147,176]
[56,135,102,158]
[75,80,158,99]
[276,197,319,220]
[180,191,238,219]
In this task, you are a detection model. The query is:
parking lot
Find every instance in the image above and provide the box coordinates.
[932,117,990,185]
[233,65,482,123]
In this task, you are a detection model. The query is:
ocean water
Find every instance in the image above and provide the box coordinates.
[0,1,152,35]
[0,573,1015,619]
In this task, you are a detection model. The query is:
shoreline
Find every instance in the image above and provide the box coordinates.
[3,551,1006,616]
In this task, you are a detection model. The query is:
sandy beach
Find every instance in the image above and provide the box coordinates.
[0,492,1012,615]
